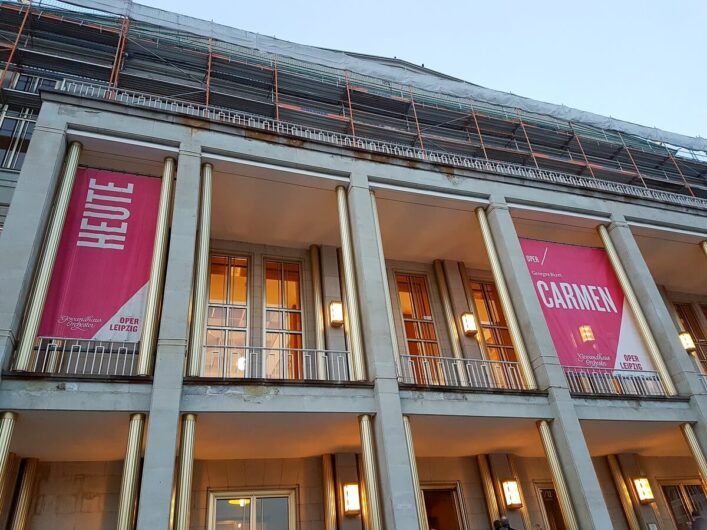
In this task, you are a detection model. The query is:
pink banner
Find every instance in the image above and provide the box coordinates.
[38,168,161,342]
[520,238,652,372]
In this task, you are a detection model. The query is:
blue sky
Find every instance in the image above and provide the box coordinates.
[137,0,707,139]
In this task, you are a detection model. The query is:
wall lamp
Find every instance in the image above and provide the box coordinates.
[343,482,361,515]
[329,301,344,327]
[579,325,595,343]
[679,331,697,354]
[633,478,655,504]
[502,480,523,509]
[461,312,478,336]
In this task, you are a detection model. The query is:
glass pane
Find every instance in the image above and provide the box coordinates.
[256,496,289,530]
[283,313,302,332]
[662,485,692,530]
[685,484,707,515]
[266,311,282,330]
[209,256,228,304]
[471,284,491,324]
[283,263,301,310]
[419,322,437,341]
[265,261,282,307]
[285,333,302,350]
[228,308,247,328]
[227,330,246,347]
[230,258,248,305]
[215,497,251,530]
[266,333,282,349]
[206,329,225,347]
[207,306,226,327]
[397,278,413,318]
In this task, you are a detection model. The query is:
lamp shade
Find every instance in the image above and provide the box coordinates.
[461,312,478,336]
[343,483,361,515]
[329,301,344,327]
[502,480,522,509]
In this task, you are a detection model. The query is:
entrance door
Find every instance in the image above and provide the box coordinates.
[661,482,707,530]
[538,486,567,530]
[423,488,462,530]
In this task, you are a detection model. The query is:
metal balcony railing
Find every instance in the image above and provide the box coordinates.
[12,337,140,377]
[399,354,526,391]
[53,80,707,212]
[563,366,666,397]
[201,346,352,382]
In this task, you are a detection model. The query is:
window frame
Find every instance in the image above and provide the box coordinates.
[393,270,442,359]
[465,276,517,363]
[203,253,252,378]
[0,104,36,171]
[262,256,306,378]
[659,479,707,530]
[207,488,297,530]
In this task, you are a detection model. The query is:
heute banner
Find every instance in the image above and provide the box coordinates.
[519,238,653,372]
[38,168,161,342]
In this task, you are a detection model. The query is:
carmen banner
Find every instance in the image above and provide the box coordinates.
[520,238,653,372]
[38,168,161,342]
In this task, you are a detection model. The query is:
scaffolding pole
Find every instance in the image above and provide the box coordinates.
[408,86,426,158]
[0,0,32,91]
[108,16,130,89]
[618,132,648,188]
[273,56,280,122]
[516,111,540,169]
[205,37,213,107]
[569,124,596,178]
[662,145,695,197]
[344,71,357,139]
[469,100,488,160]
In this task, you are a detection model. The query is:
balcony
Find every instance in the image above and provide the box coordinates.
[399,354,527,391]
[9,336,140,378]
[200,346,352,382]
[563,366,666,397]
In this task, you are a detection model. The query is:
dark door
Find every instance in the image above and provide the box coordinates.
[539,487,567,530]
[423,488,462,530]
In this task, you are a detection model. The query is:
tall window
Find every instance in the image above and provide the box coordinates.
[204,256,249,377]
[396,273,440,357]
[662,482,707,530]
[469,280,517,362]
[0,105,35,170]
[209,490,295,530]
[675,303,707,370]
[265,260,303,378]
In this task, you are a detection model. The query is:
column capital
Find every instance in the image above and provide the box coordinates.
[485,200,509,215]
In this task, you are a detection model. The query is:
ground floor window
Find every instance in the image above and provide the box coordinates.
[209,489,296,530]
[661,481,707,530]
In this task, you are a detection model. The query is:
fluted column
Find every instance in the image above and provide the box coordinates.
[116,413,146,530]
[14,142,82,371]
[477,455,500,525]
[174,414,196,530]
[537,420,579,530]
[606,455,641,530]
[358,415,382,530]
[136,158,176,375]
[403,417,428,530]
[8,458,37,530]
[322,454,337,530]
[0,413,16,487]
[186,163,213,377]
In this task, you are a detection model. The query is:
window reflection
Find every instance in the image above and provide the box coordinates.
[469,280,517,362]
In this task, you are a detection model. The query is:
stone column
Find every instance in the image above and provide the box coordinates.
[345,174,424,530]
[135,142,202,530]
[0,104,67,371]
[116,413,146,530]
[174,414,197,530]
[485,199,614,529]
[7,458,37,530]
[488,453,527,530]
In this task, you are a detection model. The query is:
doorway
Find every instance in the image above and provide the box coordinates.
[537,485,566,530]
[423,486,463,530]
[661,481,707,530]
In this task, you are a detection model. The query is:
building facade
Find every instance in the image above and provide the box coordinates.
[0,1,707,530]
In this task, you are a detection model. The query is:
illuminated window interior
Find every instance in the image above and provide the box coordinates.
[469,280,517,362]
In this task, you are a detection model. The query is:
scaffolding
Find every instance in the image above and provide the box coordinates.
[1,0,706,201]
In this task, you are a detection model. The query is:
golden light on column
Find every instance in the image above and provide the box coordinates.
[679,331,697,353]
[461,312,478,336]
[597,224,677,395]
[633,478,654,504]
[579,325,595,343]
[15,141,82,371]
[187,164,212,377]
[329,301,344,327]
[136,157,175,375]
[502,480,523,509]
[343,483,361,515]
